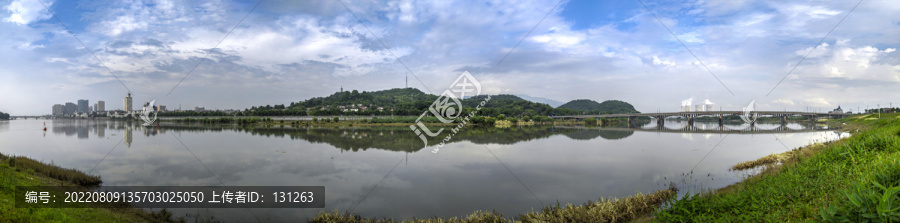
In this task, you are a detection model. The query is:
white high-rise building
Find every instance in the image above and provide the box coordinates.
[96,100,105,112]
[52,104,64,115]
[123,93,133,111]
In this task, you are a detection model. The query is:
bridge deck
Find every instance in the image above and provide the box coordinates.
[552,111,849,119]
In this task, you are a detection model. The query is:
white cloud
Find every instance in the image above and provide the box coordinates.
[3,0,52,25]
[3,0,900,115]
[101,15,148,36]
[651,56,676,67]
[773,98,795,106]
[794,40,897,80]
[804,98,831,107]
[794,42,829,58]
[91,0,188,37]
[17,42,43,50]
[530,27,587,51]
[676,31,704,44]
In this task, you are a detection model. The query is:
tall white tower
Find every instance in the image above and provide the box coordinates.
[123,92,133,111]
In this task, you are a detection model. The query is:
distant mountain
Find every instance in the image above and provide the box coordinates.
[468,94,526,102]
[515,94,564,107]
[249,88,598,117]
[558,99,639,114]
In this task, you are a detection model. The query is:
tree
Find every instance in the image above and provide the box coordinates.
[333,116,339,122]
[584,118,598,126]
[0,111,9,120]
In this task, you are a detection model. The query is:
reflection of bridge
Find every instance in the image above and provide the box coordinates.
[555,122,831,134]
[552,111,850,127]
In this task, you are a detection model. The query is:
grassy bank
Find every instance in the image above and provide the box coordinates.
[655,113,900,222]
[310,185,676,222]
[0,153,191,222]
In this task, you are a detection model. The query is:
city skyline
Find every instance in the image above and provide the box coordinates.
[1,0,899,115]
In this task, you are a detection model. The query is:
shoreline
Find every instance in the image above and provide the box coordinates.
[654,113,899,221]
[0,153,191,222]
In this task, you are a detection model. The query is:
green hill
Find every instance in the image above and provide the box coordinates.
[558,99,603,111]
[558,99,639,114]
[236,88,640,117]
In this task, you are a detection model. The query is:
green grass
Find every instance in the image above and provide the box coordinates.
[309,186,676,222]
[0,154,198,222]
[1,153,101,186]
[655,113,900,222]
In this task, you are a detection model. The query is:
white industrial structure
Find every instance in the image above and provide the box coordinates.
[681,98,714,112]
[681,98,693,112]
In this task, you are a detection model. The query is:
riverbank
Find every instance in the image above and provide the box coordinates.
[310,185,676,223]
[654,113,900,221]
[0,153,188,222]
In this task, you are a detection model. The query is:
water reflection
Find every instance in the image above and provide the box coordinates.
[45,120,838,153]
[3,119,848,222]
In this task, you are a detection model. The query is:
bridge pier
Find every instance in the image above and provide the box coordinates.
[750,113,756,129]
[627,116,635,128]
[780,115,787,127]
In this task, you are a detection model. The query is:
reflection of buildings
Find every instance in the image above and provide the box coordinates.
[96,121,105,138]
[77,121,89,139]
[143,126,166,137]
[124,122,133,148]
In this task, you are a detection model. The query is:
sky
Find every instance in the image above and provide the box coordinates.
[1,0,899,115]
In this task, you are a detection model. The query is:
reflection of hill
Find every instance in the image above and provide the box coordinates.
[240,126,584,152]
[562,129,635,140]
[564,130,603,140]
[150,124,589,152]
[60,121,634,153]
[597,130,634,140]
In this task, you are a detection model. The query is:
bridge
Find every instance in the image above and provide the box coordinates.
[552,111,851,127]
[554,123,832,134]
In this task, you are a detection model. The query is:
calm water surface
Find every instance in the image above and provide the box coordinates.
[0,119,848,222]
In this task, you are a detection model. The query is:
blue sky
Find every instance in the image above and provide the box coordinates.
[1,0,899,115]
